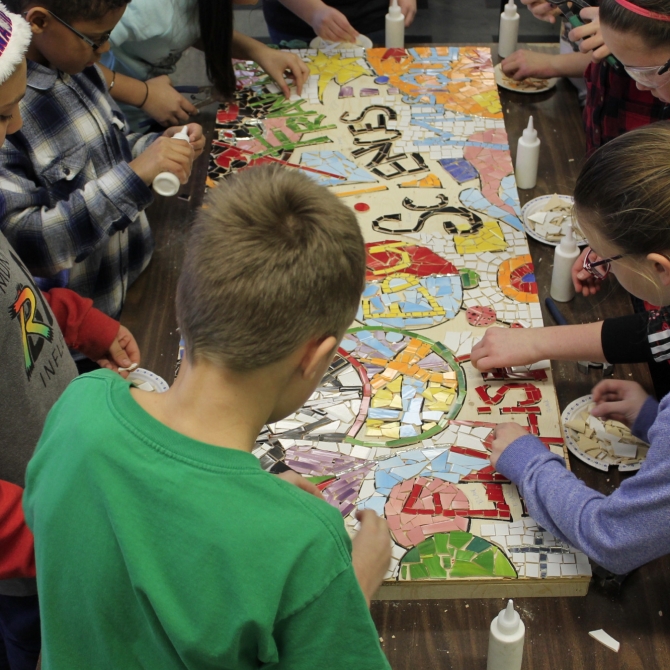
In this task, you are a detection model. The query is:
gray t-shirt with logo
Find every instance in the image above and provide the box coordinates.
[0,231,77,595]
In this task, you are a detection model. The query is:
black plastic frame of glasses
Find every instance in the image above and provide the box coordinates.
[658,56,670,76]
[47,11,111,51]
[583,247,624,279]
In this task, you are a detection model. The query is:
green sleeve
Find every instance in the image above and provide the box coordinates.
[272,567,391,670]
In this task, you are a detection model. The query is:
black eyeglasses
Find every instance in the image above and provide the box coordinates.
[48,11,111,51]
[582,247,624,280]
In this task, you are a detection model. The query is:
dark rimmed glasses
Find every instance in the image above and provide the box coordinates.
[582,247,624,280]
[47,11,112,51]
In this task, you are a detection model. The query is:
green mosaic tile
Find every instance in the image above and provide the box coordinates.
[419,538,437,558]
[473,548,495,572]
[450,561,494,578]
[410,562,430,579]
[306,476,335,485]
[466,536,492,553]
[459,267,480,289]
[494,550,517,578]
[455,549,477,562]
[448,531,472,549]
[434,533,450,555]
[423,555,447,578]
[403,545,421,564]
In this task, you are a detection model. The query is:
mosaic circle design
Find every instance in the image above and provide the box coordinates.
[498,254,539,303]
[358,241,463,329]
[266,328,465,450]
[399,532,517,581]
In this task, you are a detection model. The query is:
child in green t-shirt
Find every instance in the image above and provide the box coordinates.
[25,164,393,670]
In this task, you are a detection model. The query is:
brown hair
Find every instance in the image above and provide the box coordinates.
[176,165,366,371]
[600,0,670,49]
[574,121,670,255]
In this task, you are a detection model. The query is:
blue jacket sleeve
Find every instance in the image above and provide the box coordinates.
[496,396,670,574]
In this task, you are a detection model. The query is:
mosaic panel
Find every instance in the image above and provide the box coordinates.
[204,46,592,590]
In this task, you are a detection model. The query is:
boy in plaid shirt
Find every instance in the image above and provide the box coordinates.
[0,0,205,319]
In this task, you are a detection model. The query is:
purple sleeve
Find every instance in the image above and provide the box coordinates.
[496,400,670,574]
[632,396,659,444]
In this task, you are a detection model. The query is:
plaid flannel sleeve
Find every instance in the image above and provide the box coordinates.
[0,142,154,277]
[125,130,160,159]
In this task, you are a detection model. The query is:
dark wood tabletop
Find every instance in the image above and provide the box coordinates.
[121,45,669,669]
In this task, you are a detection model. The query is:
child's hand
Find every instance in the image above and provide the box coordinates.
[164,123,205,159]
[276,470,325,499]
[519,0,561,23]
[97,325,140,378]
[501,50,559,80]
[311,5,359,43]
[471,327,542,371]
[569,7,612,63]
[398,0,417,26]
[591,379,650,427]
[491,423,529,468]
[572,247,603,297]
[143,75,199,127]
[130,135,195,186]
[351,509,392,605]
[253,46,310,98]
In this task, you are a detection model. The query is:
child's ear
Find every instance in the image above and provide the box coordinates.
[301,336,338,381]
[648,253,670,286]
[24,7,51,33]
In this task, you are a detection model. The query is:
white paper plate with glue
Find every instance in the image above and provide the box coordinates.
[128,368,169,393]
[310,34,373,49]
[561,394,649,472]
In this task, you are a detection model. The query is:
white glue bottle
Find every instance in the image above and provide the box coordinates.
[515,116,540,190]
[550,224,580,302]
[152,125,190,197]
[385,0,405,48]
[487,600,525,670]
[498,0,520,59]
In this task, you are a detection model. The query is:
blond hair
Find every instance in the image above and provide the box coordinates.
[176,165,366,371]
[574,121,670,256]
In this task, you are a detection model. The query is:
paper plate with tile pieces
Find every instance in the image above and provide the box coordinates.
[561,395,649,472]
[494,63,558,94]
[522,194,587,247]
[127,368,169,393]
[310,34,373,49]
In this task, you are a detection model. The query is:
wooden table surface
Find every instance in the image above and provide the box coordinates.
[121,46,670,669]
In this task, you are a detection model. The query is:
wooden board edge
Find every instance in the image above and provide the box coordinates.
[373,576,591,600]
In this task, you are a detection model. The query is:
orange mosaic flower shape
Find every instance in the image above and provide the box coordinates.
[498,255,540,303]
[366,46,503,119]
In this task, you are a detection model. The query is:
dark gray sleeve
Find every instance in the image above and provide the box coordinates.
[601,312,651,364]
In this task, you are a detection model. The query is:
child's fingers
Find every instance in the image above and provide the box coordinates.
[591,379,625,403]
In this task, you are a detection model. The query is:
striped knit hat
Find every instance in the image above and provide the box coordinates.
[0,3,30,86]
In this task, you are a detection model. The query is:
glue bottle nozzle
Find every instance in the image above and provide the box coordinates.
[496,599,521,634]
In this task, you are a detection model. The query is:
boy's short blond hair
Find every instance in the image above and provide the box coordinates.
[176,165,366,371]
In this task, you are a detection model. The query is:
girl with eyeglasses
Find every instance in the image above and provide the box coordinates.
[476,123,670,575]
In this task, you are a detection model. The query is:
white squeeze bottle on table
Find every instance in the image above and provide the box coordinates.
[385,0,405,48]
[487,600,525,670]
[152,125,191,197]
[550,223,580,302]
[515,116,540,189]
[498,0,520,59]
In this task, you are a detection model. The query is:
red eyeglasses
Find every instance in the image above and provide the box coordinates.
[582,247,624,280]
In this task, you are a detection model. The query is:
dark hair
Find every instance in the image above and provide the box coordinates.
[600,0,670,49]
[5,0,130,22]
[574,121,670,255]
[196,0,235,99]
[176,165,366,371]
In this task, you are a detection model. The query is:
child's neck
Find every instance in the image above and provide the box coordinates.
[25,44,50,69]
[130,358,284,453]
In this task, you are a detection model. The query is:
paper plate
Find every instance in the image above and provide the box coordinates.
[494,63,558,94]
[561,394,648,472]
[128,368,170,393]
[310,34,373,49]
[521,194,587,247]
